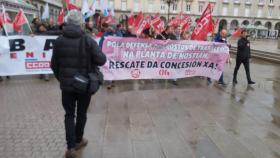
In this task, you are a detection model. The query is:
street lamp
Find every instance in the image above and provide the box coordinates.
[163,0,179,21]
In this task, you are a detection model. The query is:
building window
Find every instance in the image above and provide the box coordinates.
[134,0,139,12]
[96,0,100,9]
[109,0,114,9]
[279,7,280,18]
[222,6,228,15]
[160,0,166,12]
[269,0,273,4]
[173,3,178,12]
[268,7,273,17]
[234,7,238,16]
[257,9,262,17]
[186,3,191,13]
[199,3,204,13]
[121,0,127,11]
[259,0,264,4]
[245,7,250,17]
[148,0,153,13]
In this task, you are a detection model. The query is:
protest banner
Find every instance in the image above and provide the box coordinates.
[0,36,57,76]
[101,37,229,80]
[0,36,229,81]
[0,36,102,76]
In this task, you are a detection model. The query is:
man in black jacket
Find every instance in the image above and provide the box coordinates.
[233,30,255,85]
[51,10,106,158]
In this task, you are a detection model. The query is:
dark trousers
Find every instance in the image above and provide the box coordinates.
[62,91,91,149]
[233,58,252,82]
[207,73,224,83]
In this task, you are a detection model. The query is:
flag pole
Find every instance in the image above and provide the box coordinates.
[2,5,9,36]
[150,25,166,40]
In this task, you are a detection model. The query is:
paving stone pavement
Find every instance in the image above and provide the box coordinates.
[0,58,280,158]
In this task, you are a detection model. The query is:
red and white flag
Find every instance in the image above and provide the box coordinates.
[133,12,143,28]
[13,9,28,32]
[127,12,135,27]
[136,16,151,36]
[57,9,65,25]
[232,27,242,38]
[65,0,80,10]
[103,14,114,24]
[168,13,182,27]
[0,13,12,26]
[151,15,165,34]
[180,15,192,32]
[191,3,214,40]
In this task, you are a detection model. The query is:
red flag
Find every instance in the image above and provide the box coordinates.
[57,9,64,25]
[151,15,161,26]
[154,21,165,34]
[136,17,151,36]
[168,13,182,27]
[151,15,164,34]
[13,9,28,32]
[65,0,80,10]
[0,7,12,27]
[232,27,242,38]
[127,12,135,27]
[133,12,143,27]
[180,15,192,32]
[191,3,214,40]
[104,14,114,24]
[0,13,12,26]
[0,13,4,26]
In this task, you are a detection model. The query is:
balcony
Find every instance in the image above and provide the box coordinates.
[222,0,229,4]
[234,0,241,5]
[268,3,275,7]
[245,1,252,5]
[258,2,264,6]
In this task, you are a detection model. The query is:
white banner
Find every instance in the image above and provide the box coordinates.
[0,35,101,76]
[0,35,57,76]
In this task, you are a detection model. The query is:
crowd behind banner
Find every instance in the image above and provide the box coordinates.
[1,2,256,86]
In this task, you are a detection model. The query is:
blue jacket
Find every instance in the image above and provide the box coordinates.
[214,34,227,43]
[99,31,123,49]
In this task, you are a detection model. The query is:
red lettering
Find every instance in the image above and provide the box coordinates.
[25,61,50,69]
[42,52,46,58]
[159,69,170,76]
[26,52,34,58]
[10,52,17,59]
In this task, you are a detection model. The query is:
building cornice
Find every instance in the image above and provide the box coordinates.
[0,1,38,13]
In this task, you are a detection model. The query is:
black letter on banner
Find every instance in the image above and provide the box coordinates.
[9,39,25,51]
[44,39,56,51]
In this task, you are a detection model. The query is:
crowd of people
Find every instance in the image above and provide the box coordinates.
[0,12,255,85]
[1,10,257,158]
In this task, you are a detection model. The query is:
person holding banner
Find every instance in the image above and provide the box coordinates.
[181,31,191,40]
[51,10,106,158]
[156,26,176,40]
[208,29,230,85]
[156,26,178,85]
[99,23,122,90]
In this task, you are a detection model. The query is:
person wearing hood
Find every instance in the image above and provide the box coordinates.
[51,10,106,158]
